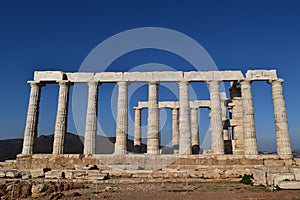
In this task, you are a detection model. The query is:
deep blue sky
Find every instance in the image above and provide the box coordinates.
[0,0,299,152]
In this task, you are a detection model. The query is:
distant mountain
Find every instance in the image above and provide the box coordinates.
[0,133,173,162]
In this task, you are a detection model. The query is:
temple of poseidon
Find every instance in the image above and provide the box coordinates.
[1,69,300,189]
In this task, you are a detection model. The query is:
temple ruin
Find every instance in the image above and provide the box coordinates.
[21,70,292,158]
[2,69,298,189]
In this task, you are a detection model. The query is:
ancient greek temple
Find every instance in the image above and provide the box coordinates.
[21,70,292,159]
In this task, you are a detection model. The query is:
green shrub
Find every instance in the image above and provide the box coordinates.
[239,174,253,185]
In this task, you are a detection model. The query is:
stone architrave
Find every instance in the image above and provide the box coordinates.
[172,108,179,153]
[178,81,192,155]
[240,79,258,155]
[115,81,129,155]
[208,80,224,154]
[134,107,142,153]
[84,81,99,155]
[147,82,160,154]
[191,107,200,154]
[52,81,72,154]
[269,78,292,158]
[22,81,43,155]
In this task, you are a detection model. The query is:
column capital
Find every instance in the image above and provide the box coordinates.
[177,80,189,86]
[117,81,129,86]
[239,79,253,86]
[88,80,100,87]
[191,107,198,111]
[57,80,73,87]
[148,81,159,85]
[268,78,284,85]
[27,81,45,87]
[134,106,142,110]
[207,80,221,84]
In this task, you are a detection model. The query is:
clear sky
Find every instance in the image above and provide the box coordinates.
[0,0,299,152]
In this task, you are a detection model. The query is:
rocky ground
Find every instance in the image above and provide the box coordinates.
[0,179,300,200]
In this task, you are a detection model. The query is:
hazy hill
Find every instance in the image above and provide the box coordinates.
[0,133,173,162]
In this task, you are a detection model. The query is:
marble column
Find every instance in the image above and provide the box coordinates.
[147,81,160,154]
[269,78,292,158]
[221,92,229,140]
[172,108,179,153]
[191,107,200,154]
[22,81,43,155]
[178,81,192,155]
[134,107,141,153]
[240,79,258,155]
[53,81,72,155]
[208,81,224,154]
[84,81,99,155]
[115,81,128,155]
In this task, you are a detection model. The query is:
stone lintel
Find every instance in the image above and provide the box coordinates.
[94,72,123,82]
[138,100,211,109]
[66,72,95,82]
[190,100,210,108]
[153,71,184,81]
[184,71,244,81]
[34,71,65,81]
[246,69,278,81]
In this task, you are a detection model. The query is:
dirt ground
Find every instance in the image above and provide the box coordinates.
[1,180,300,200]
[63,182,300,200]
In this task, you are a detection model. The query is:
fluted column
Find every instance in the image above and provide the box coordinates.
[178,81,192,155]
[84,81,99,155]
[269,78,292,158]
[22,81,43,155]
[147,81,160,154]
[208,81,224,154]
[134,107,141,153]
[191,107,200,154]
[240,79,258,155]
[115,81,129,155]
[53,81,72,154]
[172,108,179,154]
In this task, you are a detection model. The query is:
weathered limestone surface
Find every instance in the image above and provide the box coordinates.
[147,82,160,154]
[178,81,192,155]
[53,81,72,155]
[208,81,224,154]
[34,71,64,81]
[241,80,258,155]
[22,81,43,155]
[246,69,277,80]
[66,72,94,82]
[84,81,99,155]
[184,71,244,81]
[94,72,123,82]
[269,79,292,159]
